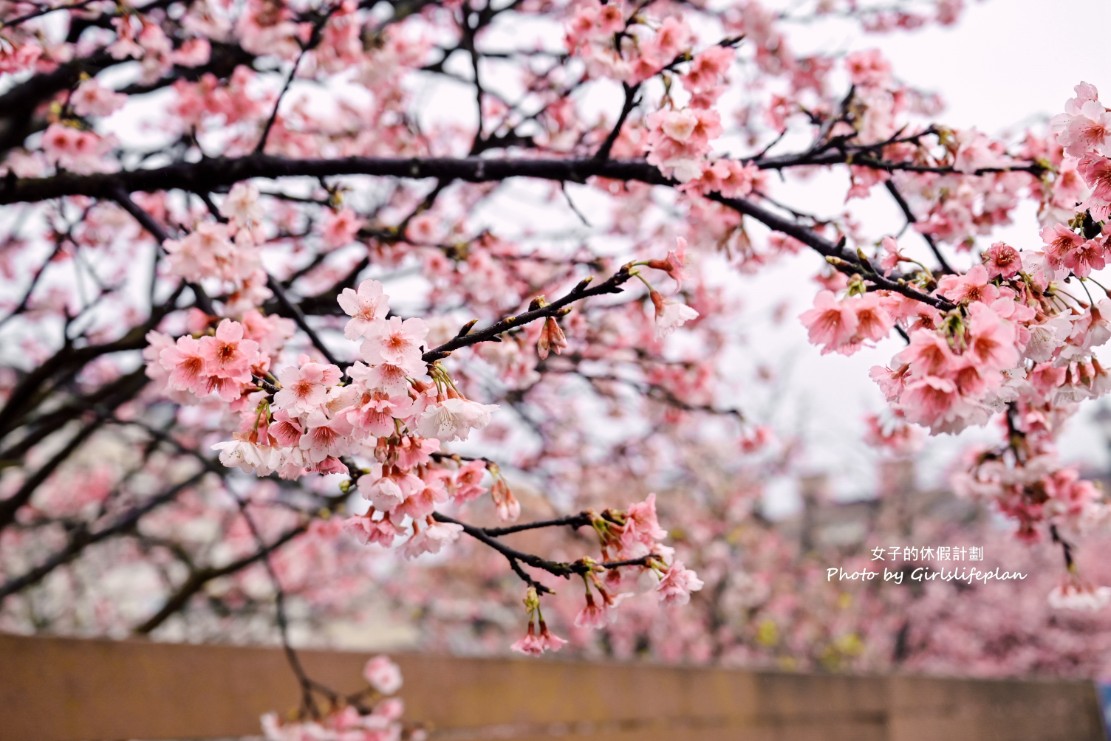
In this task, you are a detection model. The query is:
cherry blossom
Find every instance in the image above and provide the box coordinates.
[649,291,699,338]
[363,656,403,695]
[338,280,390,340]
[656,562,705,607]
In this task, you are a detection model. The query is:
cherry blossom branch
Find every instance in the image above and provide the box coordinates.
[0,414,106,532]
[1050,524,1076,571]
[708,192,957,311]
[266,275,349,370]
[883,180,955,274]
[254,5,338,155]
[0,0,106,29]
[564,369,747,421]
[226,487,330,718]
[756,138,1047,178]
[475,513,593,538]
[0,151,1029,205]
[0,322,161,443]
[431,512,562,593]
[422,264,636,362]
[593,82,640,163]
[0,153,961,311]
[0,367,148,467]
[0,241,65,331]
[187,189,350,368]
[431,512,656,594]
[109,187,217,316]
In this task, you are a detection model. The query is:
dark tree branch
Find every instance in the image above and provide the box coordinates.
[0,412,108,533]
[593,82,640,163]
[884,180,956,275]
[422,264,636,362]
[432,512,656,594]
[0,468,209,602]
[0,153,966,310]
[132,505,334,635]
[109,188,217,316]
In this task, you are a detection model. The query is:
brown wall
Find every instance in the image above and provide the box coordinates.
[0,633,1104,741]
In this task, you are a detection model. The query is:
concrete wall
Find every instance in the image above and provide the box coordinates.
[0,633,1104,741]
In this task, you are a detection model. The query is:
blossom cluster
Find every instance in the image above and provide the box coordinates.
[164,184,271,311]
[165,282,504,555]
[511,493,704,654]
[146,250,701,639]
[797,83,1111,547]
[261,656,415,741]
[147,277,506,559]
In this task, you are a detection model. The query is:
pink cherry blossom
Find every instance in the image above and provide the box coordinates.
[656,562,704,606]
[1078,152,1111,220]
[362,656,403,695]
[936,265,998,305]
[537,317,568,360]
[159,336,208,394]
[338,280,389,340]
[1048,578,1111,611]
[199,320,259,383]
[650,291,699,337]
[401,519,463,558]
[845,48,892,87]
[510,625,544,656]
[274,359,342,416]
[799,291,858,353]
[359,469,423,513]
[982,241,1022,279]
[361,316,429,371]
[416,398,497,442]
[323,208,364,248]
[344,515,403,547]
[1052,96,1111,157]
[624,493,668,548]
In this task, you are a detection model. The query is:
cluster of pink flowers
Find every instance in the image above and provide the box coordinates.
[953,443,1103,542]
[799,290,895,357]
[511,586,570,656]
[162,185,271,310]
[149,318,271,403]
[1048,575,1111,611]
[235,0,307,60]
[0,39,40,74]
[13,0,1108,667]
[165,222,264,289]
[863,412,922,457]
[872,291,1024,434]
[1053,83,1111,222]
[40,124,115,175]
[1041,223,1111,277]
[1052,83,1111,159]
[842,49,905,144]
[645,108,723,183]
[565,5,694,85]
[797,83,1111,553]
[835,49,1027,244]
[507,493,704,654]
[563,2,748,197]
[582,495,703,626]
[261,656,415,741]
[144,257,517,557]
